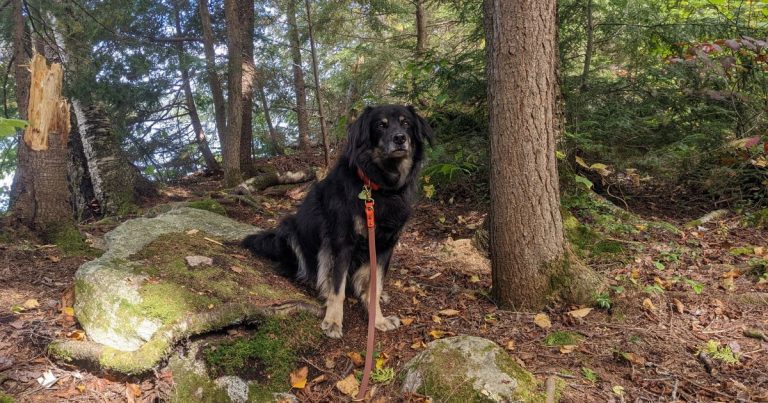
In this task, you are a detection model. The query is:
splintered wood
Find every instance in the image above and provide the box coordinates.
[24,53,70,151]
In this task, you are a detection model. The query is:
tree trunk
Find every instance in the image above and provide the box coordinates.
[304,0,330,167]
[579,0,594,91]
[8,0,29,208]
[286,0,310,152]
[223,0,243,186]
[10,54,73,233]
[256,75,283,155]
[71,102,155,215]
[199,0,227,142]
[174,0,220,173]
[239,0,255,175]
[415,0,428,55]
[484,0,600,309]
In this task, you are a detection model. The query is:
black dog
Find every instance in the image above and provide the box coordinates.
[242,105,432,338]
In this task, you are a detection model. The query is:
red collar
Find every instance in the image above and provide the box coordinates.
[356,167,381,191]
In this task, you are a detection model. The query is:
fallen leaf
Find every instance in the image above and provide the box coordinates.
[672,299,685,314]
[438,309,460,317]
[22,299,40,310]
[126,383,141,398]
[346,352,364,367]
[48,255,61,263]
[61,307,75,316]
[203,237,223,246]
[469,275,480,283]
[506,340,516,351]
[207,304,214,309]
[612,385,625,397]
[289,366,308,389]
[185,255,213,267]
[567,307,593,319]
[616,351,646,366]
[411,341,426,350]
[231,253,247,260]
[66,330,86,341]
[533,313,552,329]
[429,329,446,339]
[722,276,735,291]
[335,374,359,397]
[76,384,85,393]
[642,298,656,312]
[230,265,243,273]
[559,345,577,354]
[431,315,442,324]
[375,353,388,370]
[310,374,326,384]
[755,246,765,256]
[185,229,199,235]
[400,317,415,326]
[37,370,58,388]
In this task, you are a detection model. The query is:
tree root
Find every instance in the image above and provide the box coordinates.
[233,169,317,196]
[48,300,322,375]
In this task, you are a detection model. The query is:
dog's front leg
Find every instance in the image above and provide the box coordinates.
[353,251,401,332]
[319,244,351,339]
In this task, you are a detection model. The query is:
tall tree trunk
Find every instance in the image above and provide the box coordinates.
[415,0,428,55]
[256,75,283,155]
[8,0,29,209]
[579,0,594,91]
[484,0,600,309]
[286,0,310,152]
[223,0,243,186]
[239,0,255,174]
[304,0,330,167]
[71,102,156,215]
[11,54,73,232]
[199,0,227,142]
[173,1,221,173]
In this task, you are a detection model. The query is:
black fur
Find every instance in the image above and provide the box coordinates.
[242,105,432,335]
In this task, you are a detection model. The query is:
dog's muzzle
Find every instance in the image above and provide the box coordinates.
[386,132,410,157]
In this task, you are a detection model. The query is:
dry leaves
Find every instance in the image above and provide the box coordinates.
[672,299,685,314]
[400,317,415,326]
[438,308,460,317]
[533,313,552,329]
[22,299,40,310]
[346,351,364,367]
[642,298,656,312]
[567,307,593,319]
[335,374,359,397]
[289,366,308,389]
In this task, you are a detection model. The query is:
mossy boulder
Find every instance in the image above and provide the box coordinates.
[402,336,543,402]
[52,206,321,375]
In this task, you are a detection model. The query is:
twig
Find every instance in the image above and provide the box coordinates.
[545,376,557,403]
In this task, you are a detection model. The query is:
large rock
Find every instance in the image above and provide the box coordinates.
[402,336,542,402]
[52,205,320,374]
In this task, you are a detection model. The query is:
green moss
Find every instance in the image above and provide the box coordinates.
[0,391,14,403]
[730,246,754,256]
[204,313,321,401]
[44,223,99,257]
[99,336,171,375]
[544,331,583,346]
[187,199,227,216]
[494,353,546,402]
[138,283,217,323]
[47,343,74,362]
[168,353,230,403]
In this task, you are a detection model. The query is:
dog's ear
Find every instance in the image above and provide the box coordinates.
[407,105,434,146]
[344,106,373,167]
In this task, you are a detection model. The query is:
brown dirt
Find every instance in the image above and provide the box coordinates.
[1,171,767,402]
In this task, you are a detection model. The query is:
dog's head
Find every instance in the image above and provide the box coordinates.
[344,105,433,187]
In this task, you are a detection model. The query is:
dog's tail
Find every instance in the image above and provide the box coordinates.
[241,228,298,277]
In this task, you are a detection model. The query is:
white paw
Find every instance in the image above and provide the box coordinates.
[375,315,401,332]
[321,320,343,339]
[380,291,391,304]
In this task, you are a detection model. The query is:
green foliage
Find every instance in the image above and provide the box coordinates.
[593,292,612,310]
[581,367,599,383]
[0,391,14,403]
[186,199,227,216]
[0,118,27,138]
[544,331,583,346]
[699,340,740,365]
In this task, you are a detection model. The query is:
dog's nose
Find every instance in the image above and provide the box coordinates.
[393,133,407,145]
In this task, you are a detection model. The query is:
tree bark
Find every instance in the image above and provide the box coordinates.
[415,0,428,55]
[304,0,330,167]
[484,0,585,309]
[286,0,310,152]
[199,0,228,142]
[579,0,594,91]
[256,74,283,155]
[174,0,221,173]
[8,0,29,209]
[223,0,243,186]
[239,0,255,174]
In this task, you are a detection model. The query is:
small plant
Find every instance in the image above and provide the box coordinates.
[593,292,612,310]
[653,261,665,270]
[643,284,665,295]
[683,278,705,294]
[581,367,598,383]
[699,340,740,365]
[371,367,395,384]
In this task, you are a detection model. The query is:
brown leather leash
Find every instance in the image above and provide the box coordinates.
[356,168,379,400]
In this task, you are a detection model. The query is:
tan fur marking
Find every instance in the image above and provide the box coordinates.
[321,275,346,339]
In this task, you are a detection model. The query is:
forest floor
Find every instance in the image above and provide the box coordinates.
[1,157,767,402]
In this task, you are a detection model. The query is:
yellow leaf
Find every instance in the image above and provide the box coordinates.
[61,307,75,316]
[438,309,460,317]
[642,298,656,312]
[186,229,199,235]
[127,383,141,398]
[346,352,364,367]
[400,317,415,326]
[431,315,442,324]
[411,341,426,350]
[559,345,576,354]
[230,265,243,273]
[335,374,359,397]
[672,298,685,314]
[76,384,85,393]
[575,156,589,168]
[634,224,647,231]
[289,366,308,389]
[722,276,735,291]
[66,330,86,341]
[375,354,388,370]
[207,304,214,309]
[22,299,40,310]
[505,340,516,351]
[533,313,552,329]
[469,275,481,283]
[567,307,593,319]
[755,246,765,256]
[429,329,446,339]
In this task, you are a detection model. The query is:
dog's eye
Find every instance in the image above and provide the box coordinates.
[402,121,410,128]
[376,122,387,129]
